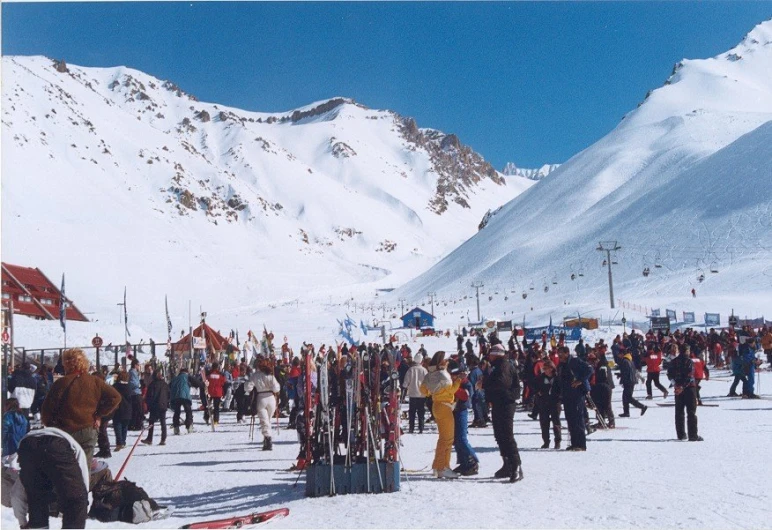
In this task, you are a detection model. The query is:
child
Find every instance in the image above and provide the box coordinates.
[2,398,29,459]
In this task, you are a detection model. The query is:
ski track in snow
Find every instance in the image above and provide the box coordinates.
[3,336,772,529]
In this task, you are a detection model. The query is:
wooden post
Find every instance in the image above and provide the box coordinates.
[96,346,101,372]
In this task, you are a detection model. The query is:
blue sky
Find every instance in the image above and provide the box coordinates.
[3,2,770,168]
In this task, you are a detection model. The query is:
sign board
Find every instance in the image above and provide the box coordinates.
[728,315,739,327]
[496,320,513,332]
[666,309,677,321]
[91,336,103,348]
[525,325,582,341]
[704,313,721,326]
[650,309,661,317]
[649,317,670,332]
[682,312,696,324]
[193,337,207,349]
[1,329,9,344]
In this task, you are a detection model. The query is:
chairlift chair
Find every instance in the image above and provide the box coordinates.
[643,267,650,277]
[522,292,528,299]
[529,283,535,291]
[570,273,576,281]
[602,259,607,267]
[543,285,549,293]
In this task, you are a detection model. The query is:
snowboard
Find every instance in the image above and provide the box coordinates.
[181,508,289,529]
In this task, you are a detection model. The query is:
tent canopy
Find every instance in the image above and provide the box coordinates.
[173,322,229,352]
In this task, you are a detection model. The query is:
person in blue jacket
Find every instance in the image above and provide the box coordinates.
[739,335,760,398]
[449,360,479,475]
[2,398,29,457]
[170,367,195,434]
[466,356,487,428]
[128,359,144,430]
[557,346,593,451]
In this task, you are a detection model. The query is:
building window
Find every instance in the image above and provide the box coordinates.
[19,295,32,302]
[41,298,53,305]
[2,293,9,299]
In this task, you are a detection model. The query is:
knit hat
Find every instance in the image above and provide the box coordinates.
[447,360,461,375]
[490,344,506,356]
[413,353,424,365]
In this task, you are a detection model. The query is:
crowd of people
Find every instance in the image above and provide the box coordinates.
[1,323,769,526]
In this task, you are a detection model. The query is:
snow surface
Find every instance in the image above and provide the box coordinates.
[2,331,771,530]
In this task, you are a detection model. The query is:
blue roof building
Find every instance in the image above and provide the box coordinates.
[400,307,435,329]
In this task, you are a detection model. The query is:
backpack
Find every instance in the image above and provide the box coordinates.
[89,478,160,524]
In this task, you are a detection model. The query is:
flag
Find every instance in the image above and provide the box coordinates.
[59,273,66,333]
[548,315,553,335]
[165,295,172,339]
[235,329,240,347]
[124,287,131,338]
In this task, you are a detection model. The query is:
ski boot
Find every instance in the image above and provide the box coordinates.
[263,437,273,451]
[494,457,512,479]
[173,426,180,435]
[459,462,479,476]
[187,425,195,434]
[554,440,561,450]
[437,468,459,479]
[540,441,550,449]
[94,449,112,459]
[141,438,152,445]
[510,464,524,483]
[159,439,166,446]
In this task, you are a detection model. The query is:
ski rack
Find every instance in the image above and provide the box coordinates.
[305,345,400,497]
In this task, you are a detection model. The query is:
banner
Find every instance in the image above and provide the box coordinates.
[682,312,695,324]
[649,317,670,332]
[59,273,66,333]
[666,309,676,321]
[193,336,207,349]
[650,309,660,317]
[525,325,582,341]
[704,313,721,326]
[496,320,513,332]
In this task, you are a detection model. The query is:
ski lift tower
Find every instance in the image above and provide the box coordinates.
[597,241,621,309]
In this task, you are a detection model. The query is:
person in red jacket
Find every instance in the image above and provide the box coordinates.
[206,362,226,427]
[644,346,669,399]
[690,351,709,406]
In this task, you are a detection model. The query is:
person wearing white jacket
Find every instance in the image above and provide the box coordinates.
[402,353,428,434]
[245,361,281,450]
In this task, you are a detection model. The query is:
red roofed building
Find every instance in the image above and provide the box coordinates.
[1,263,88,322]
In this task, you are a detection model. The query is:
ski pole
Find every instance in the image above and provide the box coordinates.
[115,427,145,481]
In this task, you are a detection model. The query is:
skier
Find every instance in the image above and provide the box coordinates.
[142,369,170,446]
[667,346,703,441]
[420,351,461,479]
[170,367,195,434]
[617,351,647,417]
[484,343,524,482]
[403,353,428,434]
[245,359,281,450]
[206,362,226,427]
[587,350,615,429]
[128,359,144,431]
[448,360,479,475]
[534,360,561,449]
[557,346,593,451]
[644,346,668,399]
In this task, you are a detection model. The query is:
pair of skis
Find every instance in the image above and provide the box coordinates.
[181,508,289,529]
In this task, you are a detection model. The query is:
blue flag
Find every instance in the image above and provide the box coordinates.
[59,273,66,332]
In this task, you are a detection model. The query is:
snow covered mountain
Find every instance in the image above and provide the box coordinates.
[396,19,772,318]
[501,162,560,181]
[1,56,533,328]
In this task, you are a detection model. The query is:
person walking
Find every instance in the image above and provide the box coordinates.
[40,348,121,466]
[402,353,428,434]
[644,346,669,399]
[667,346,703,441]
[142,370,170,446]
[128,359,144,431]
[557,346,593,451]
[588,351,615,429]
[484,344,524,482]
[206,362,226,427]
[170,367,195,434]
[420,351,461,479]
[618,351,648,417]
[245,359,281,450]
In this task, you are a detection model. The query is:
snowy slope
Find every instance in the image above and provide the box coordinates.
[1,56,533,337]
[2,330,770,529]
[396,19,772,319]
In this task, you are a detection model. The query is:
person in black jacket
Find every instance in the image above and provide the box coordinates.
[666,346,703,441]
[617,352,647,417]
[113,371,133,451]
[483,344,523,482]
[534,360,562,449]
[557,346,593,451]
[588,351,615,428]
[142,370,170,445]
[8,363,37,418]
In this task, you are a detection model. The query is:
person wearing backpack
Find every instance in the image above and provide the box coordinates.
[142,370,170,446]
